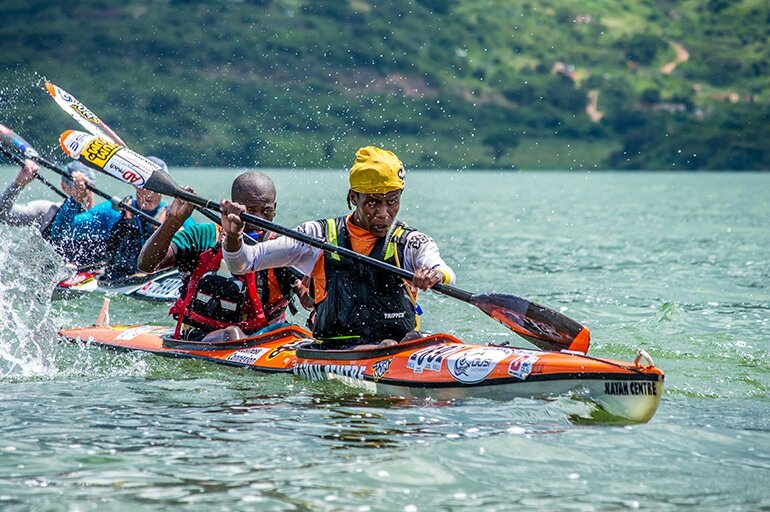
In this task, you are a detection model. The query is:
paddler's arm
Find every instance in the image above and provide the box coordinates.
[403,231,456,290]
[138,194,195,272]
[220,200,322,275]
[0,160,48,226]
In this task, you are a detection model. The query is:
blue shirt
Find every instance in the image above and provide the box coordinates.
[48,197,195,271]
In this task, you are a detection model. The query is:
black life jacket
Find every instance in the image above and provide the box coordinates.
[312,216,416,345]
[102,199,162,280]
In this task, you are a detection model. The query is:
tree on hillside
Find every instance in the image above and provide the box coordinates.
[617,33,668,65]
[483,127,521,163]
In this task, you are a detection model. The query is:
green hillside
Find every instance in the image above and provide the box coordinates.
[1,0,768,169]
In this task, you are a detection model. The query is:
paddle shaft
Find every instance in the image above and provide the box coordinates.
[0,146,68,200]
[152,180,473,303]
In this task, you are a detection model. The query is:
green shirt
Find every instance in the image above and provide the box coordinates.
[171,223,220,274]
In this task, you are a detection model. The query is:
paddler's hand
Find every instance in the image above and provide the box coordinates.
[70,172,92,208]
[412,266,446,291]
[167,187,196,224]
[221,199,246,251]
[14,159,39,187]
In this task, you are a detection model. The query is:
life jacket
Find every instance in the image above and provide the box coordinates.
[169,234,291,339]
[312,216,417,345]
[102,199,163,280]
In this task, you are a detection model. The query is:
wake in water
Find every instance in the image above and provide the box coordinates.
[0,226,64,379]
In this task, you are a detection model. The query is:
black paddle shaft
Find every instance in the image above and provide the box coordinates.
[145,171,474,303]
[144,169,589,351]
[0,146,67,200]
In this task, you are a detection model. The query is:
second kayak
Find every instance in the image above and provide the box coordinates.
[53,269,182,302]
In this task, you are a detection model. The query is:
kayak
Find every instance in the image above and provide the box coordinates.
[59,321,665,423]
[53,269,183,302]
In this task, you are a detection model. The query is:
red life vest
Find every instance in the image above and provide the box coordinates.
[169,245,287,339]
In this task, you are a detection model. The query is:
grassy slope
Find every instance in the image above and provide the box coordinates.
[0,0,767,169]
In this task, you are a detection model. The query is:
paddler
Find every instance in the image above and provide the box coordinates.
[48,157,194,277]
[99,157,193,281]
[138,171,309,342]
[221,146,456,350]
[0,159,98,265]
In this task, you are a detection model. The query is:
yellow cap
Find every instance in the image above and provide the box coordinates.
[348,146,405,194]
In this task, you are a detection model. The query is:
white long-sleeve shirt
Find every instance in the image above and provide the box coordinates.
[223,219,456,285]
[0,181,60,230]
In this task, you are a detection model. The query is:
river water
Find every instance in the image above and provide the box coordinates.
[0,169,767,511]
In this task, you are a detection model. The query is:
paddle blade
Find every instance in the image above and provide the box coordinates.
[45,82,126,145]
[0,124,40,159]
[471,292,590,353]
[59,130,160,188]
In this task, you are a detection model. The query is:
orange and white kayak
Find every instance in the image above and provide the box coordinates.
[58,321,665,423]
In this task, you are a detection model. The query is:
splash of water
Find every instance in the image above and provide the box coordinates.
[0,226,64,379]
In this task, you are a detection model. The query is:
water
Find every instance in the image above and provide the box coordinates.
[0,169,768,511]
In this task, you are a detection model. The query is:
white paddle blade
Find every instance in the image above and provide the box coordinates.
[59,130,159,188]
[45,82,126,145]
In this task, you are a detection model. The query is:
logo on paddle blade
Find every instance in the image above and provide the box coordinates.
[121,169,144,185]
[82,138,121,167]
[70,102,101,124]
[60,131,92,158]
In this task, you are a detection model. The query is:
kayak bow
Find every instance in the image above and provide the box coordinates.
[53,269,182,302]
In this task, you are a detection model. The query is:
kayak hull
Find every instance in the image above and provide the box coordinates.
[58,324,664,423]
[53,270,183,302]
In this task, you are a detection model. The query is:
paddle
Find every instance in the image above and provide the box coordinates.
[0,125,67,200]
[45,82,126,145]
[45,81,221,228]
[0,124,160,227]
[58,129,591,353]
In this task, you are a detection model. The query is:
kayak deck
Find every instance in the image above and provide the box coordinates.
[58,324,664,423]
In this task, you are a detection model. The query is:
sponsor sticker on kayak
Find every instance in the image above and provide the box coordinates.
[406,344,465,373]
[115,325,164,340]
[266,339,308,361]
[372,358,393,382]
[135,277,183,300]
[447,347,511,384]
[604,381,657,396]
[226,347,270,365]
[294,363,367,381]
[507,354,540,380]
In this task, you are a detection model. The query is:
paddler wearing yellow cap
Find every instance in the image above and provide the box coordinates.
[220,146,456,350]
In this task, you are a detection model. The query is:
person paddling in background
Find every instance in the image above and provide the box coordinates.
[0,159,97,264]
[221,146,455,350]
[47,156,194,279]
[138,171,309,342]
[100,157,193,281]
